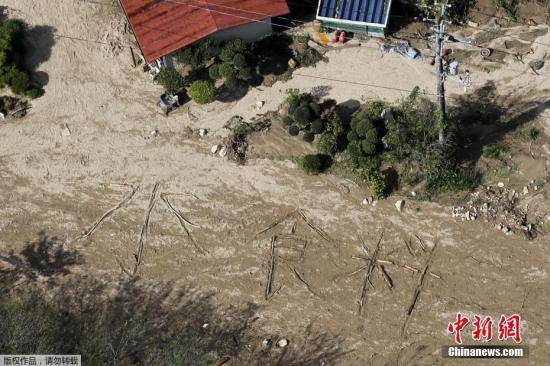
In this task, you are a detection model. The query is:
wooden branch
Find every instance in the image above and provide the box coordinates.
[265,236,277,300]
[132,183,159,276]
[402,240,438,335]
[78,185,139,240]
[358,231,384,316]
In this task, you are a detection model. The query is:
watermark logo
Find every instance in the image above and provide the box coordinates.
[444,313,526,359]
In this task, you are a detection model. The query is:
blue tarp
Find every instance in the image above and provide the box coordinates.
[317,0,386,25]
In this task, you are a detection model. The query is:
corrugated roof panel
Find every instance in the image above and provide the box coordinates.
[317,0,387,25]
[119,0,290,62]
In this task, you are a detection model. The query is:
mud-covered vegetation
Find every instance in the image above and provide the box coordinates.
[282,88,482,198]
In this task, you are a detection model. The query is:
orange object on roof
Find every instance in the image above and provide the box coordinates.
[118,0,290,63]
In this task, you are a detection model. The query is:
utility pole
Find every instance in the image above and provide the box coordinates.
[434,0,449,143]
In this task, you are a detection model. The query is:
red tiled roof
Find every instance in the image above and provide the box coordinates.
[119,0,290,62]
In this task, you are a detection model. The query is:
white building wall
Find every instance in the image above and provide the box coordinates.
[211,18,273,43]
[162,18,273,68]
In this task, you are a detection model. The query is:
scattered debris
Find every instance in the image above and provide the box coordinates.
[211,144,219,154]
[0,96,29,119]
[452,182,544,239]
[261,339,271,347]
[362,196,374,206]
[276,339,289,348]
[218,146,227,158]
[199,128,207,137]
[480,48,492,58]
[467,21,479,28]
[61,124,71,137]
[395,200,405,212]
[497,182,505,188]
[256,100,265,110]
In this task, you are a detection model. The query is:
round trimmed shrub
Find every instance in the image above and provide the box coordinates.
[219,62,235,79]
[361,138,377,155]
[299,154,323,175]
[224,76,240,91]
[288,125,300,136]
[303,131,315,143]
[293,105,312,126]
[189,80,216,104]
[347,130,359,142]
[233,53,247,69]
[310,119,325,134]
[208,64,220,80]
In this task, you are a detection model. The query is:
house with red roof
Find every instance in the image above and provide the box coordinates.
[117,0,290,65]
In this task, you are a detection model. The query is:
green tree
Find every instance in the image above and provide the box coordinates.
[299,154,323,175]
[156,68,185,95]
[189,80,216,104]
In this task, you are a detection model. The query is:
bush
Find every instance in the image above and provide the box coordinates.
[309,102,321,117]
[303,131,315,143]
[157,68,185,95]
[317,133,337,155]
[299,154,323,175]
[282,116,293,126]
[483,143,508,159]
[233,53,247,69]
[224,77,240,91]
[365,100,385,121]
[328,111,344,137]
[347,130,359,142]
[354,118,374,138]
[367,170,388,198]
[189,80,216,104]
[288,125,300,136]
[310,119,324,134]
[7,67,30,95]
[218,62,235,79]
[208,64,220,80]
[293,105,312,126]
[233,121,250,137]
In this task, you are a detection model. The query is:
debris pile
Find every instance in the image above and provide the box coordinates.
[452,180,547,239]
[0,96,29,119]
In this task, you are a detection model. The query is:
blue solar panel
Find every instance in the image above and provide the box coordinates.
[317,0,387,24]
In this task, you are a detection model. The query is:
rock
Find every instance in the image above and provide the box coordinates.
[211,144,219,154]
[261,339,271,347]
[276,339,289,348]
[61,124,71,137]
[467,20,479,28]
[256,101,265,110]
[202,323,209,329]
[523,186,529,195]
[151,129,159,137]
[534,185,539,191]
[362,196,373,206]
[410,191,417,197]
[497,182,505,188]
[496,223,503,230]
[395,200,405,212]
[288,58,297,69]
[219,146,227,158]
[199,128,208,137]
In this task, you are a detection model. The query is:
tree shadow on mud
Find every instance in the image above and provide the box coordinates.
[0,232,347,365]
[452,81,550,165]
[0,231,83,290]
